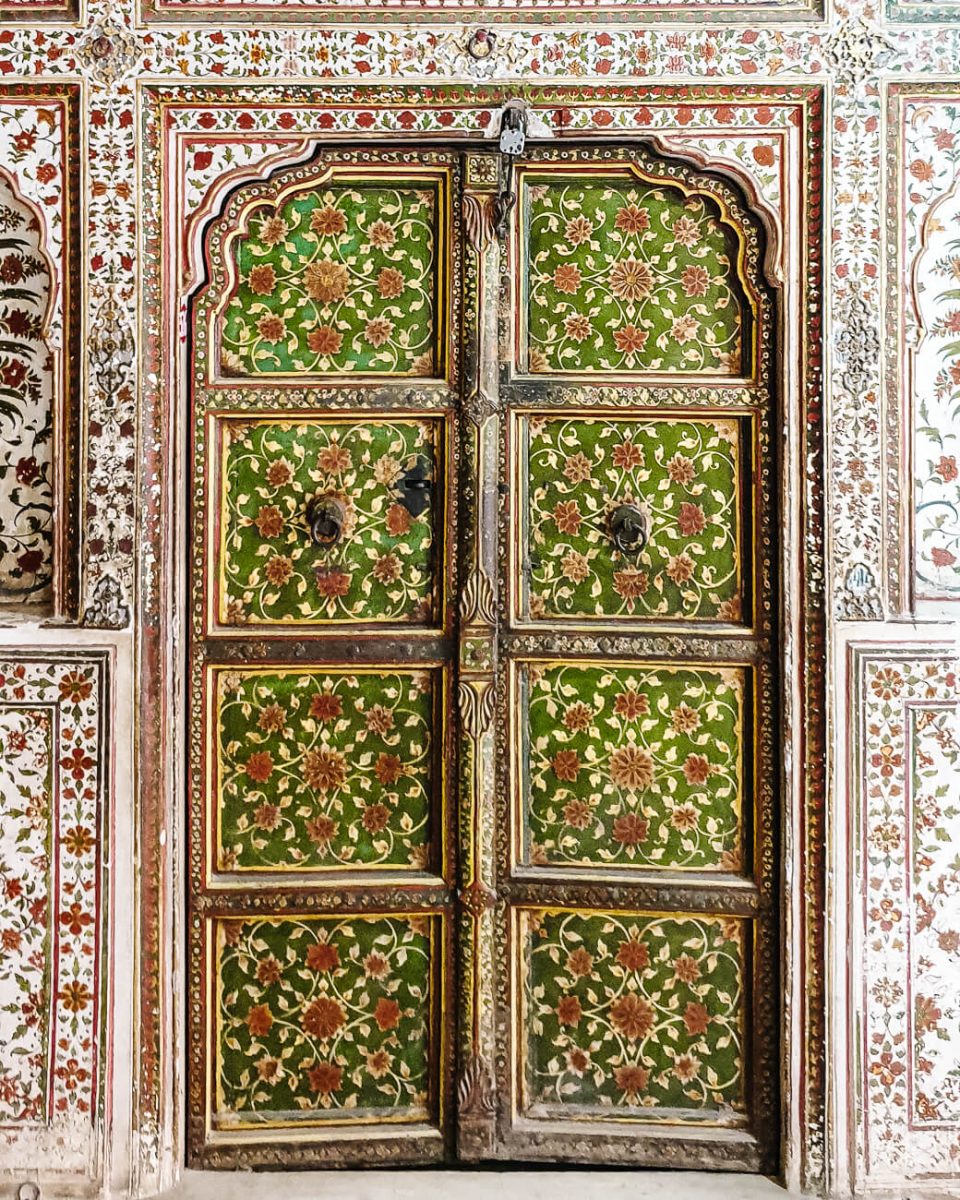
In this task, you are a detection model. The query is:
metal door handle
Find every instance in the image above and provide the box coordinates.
[609,504,648,555]
[305,496,345,547]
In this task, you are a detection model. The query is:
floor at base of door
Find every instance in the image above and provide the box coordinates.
[163,1169,788,1200]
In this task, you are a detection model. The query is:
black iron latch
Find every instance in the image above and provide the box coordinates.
[395,458,433,519]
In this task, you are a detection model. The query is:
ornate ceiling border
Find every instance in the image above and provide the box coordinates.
[136,0,822,25]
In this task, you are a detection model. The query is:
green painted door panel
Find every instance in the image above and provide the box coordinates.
[516,659,746,873]
[213,913,441,1129]
[214,415,444,629]
[516,412,748,624]
[220,177,446,379]
[518,908,746,1119]
[521,173,751,377]
[211,664,444,875]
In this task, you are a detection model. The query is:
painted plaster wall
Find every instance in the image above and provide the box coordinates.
[0,0,957,1195]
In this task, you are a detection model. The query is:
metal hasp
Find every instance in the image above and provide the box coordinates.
[395,457,433,518]
[494,100,528,239]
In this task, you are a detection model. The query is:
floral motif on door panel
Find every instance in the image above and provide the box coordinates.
[518,414,745,623]
[517,660,745,872]
[519,908,746,1118]
[213,913,438,1127]
[220,178,444,379]
[216,416,442,628]
[212,665,442,874]
[522,175,750,376]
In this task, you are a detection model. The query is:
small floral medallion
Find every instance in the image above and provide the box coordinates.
[520,908,746,1117]
[523,177,747,375]
[214,666,439,874]
[214,914,436,1126]
[521,414,744,622]
[217,417,441,627]
[220,179,442,378]
[520,661,745,872]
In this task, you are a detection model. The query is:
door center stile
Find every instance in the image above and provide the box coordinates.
[455,156,502,1161]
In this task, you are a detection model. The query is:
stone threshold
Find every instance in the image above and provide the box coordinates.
[163,1169,790,1200]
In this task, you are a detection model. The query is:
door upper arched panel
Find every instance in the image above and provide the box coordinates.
[503,144,772,400]
[194,148,461,400]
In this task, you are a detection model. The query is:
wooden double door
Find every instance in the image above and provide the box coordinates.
[186,140,780,1171]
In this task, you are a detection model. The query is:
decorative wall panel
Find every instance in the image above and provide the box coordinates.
[0,86,80,618]
[0,651,109,1174]
[0,0,956,1180]
[0,176,54,605]
[851,646,960,1187]
[139,0,821,25]
[887,86,960,610]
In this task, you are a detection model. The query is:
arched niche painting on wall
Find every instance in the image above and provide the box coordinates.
[0,170,55,609]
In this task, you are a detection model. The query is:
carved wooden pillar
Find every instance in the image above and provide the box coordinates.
[456,152,500,1161]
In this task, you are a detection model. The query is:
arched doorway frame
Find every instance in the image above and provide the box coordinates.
[137,80,825,1194]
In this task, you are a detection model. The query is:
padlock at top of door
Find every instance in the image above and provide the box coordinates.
[498,101,527,157]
